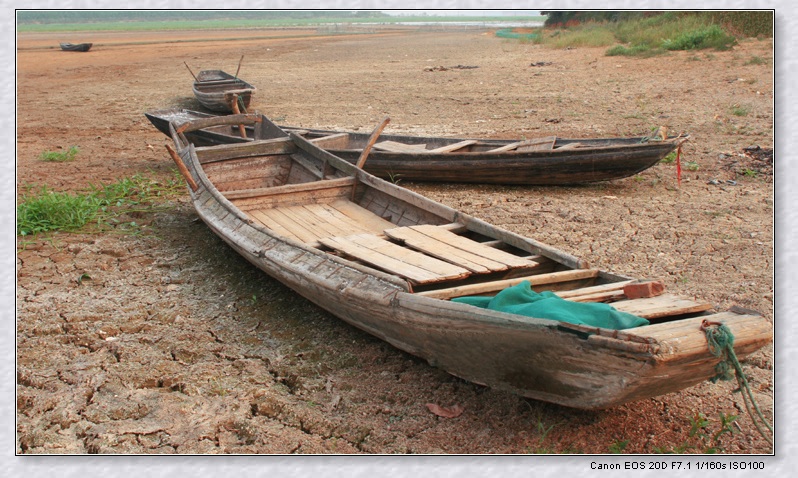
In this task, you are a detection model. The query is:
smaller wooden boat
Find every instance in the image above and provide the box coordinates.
[159,113,771,409]
[191,70,256,113]
[59,42,92,52]
[146,108,688,186]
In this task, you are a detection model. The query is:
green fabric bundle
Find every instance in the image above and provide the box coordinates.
[452,280,649,330]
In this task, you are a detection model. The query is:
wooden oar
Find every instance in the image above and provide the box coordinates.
[356,117,391,169]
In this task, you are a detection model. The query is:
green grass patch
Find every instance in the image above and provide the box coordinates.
[539,12,749,57]
[745,55,768,65]
[661,24,735,51]
[17,187,102,236]
[543,24,616,48]
[729,104,750,116]
[653,412,739,454]
[606,44,659,57]
[40,146,79,162]
[659,151,678,164]
[17,172,185,237]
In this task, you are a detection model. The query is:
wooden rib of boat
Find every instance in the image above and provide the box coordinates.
[192,70,256,113]
[146,108,687,186]
[59,42,92,52]
[162,113,770,409]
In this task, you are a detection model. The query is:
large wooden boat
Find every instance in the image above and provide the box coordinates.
[162,113,770,409]
[191,70,256,113]
[59,42,92,52]
[147,108,686,186]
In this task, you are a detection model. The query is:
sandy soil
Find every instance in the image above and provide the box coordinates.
[15,27,774,455]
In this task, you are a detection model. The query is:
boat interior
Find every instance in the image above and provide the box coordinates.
[220,121,602,153]
[184,131,725,331]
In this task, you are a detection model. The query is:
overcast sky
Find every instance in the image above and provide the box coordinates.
[383,10,541,16]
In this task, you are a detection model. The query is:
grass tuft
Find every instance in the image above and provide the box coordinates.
[17,172,185,237]
[17,187,101,236]
[40,146,79,162]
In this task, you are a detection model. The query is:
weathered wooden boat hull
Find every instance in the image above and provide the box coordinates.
[147,108,685,185]
[192,70,256,113]
[164,114,770,409]
[60,42,92,52]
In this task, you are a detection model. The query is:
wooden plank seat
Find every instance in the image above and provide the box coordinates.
[196,79,249,85]
[320,233,471,285]
[308,133,350,148]
[428,140,478,153]
[383,225,537,274]
[225,177,356,201]
[417,269,601,299]
[611,294,714,320]
[554,280,635,303]
[373,141,430,153]
[554,142,585,150]
[486,137,557,153]
[517,136,557,152]
[372,139,478,154]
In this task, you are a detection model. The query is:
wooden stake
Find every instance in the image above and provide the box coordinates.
[165,144,199,191]
[184,62,198,81]
[235,55,244,78]
[230,95,247,138]
[356,117,391,169]
[352,117,390,201]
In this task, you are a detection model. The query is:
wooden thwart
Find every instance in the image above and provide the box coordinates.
[224,177,355,200]
[611,294,713,319]
[321,234,471,284]
[486,137,556,153]
[418,269,600,299]
[372,139,477,154]
[373,141,429,153]
[428,140,477,153]
[554,280,635,302]
[309,133,350,148]
[517,136,557,152]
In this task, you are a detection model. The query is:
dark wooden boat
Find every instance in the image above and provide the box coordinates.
[161,113,771,409]
[192,70,256,113]
[59,42,92,52]
[146,108,687,186]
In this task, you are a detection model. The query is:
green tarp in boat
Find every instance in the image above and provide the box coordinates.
[452,280,649,330]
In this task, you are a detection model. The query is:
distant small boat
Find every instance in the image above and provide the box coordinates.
[192,70,256,113]
[59,42,92,52]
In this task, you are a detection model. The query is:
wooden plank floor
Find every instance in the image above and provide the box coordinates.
[320,233,470,284]
[384,225,536,273]
[246,200,542,286]
[247,199,394,244]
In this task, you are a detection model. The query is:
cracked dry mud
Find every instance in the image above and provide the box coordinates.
[16,27,774,454]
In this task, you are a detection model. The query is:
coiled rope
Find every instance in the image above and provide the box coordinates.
[702,319,773,446]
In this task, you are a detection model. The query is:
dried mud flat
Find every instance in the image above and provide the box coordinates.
[16,28,774,456]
